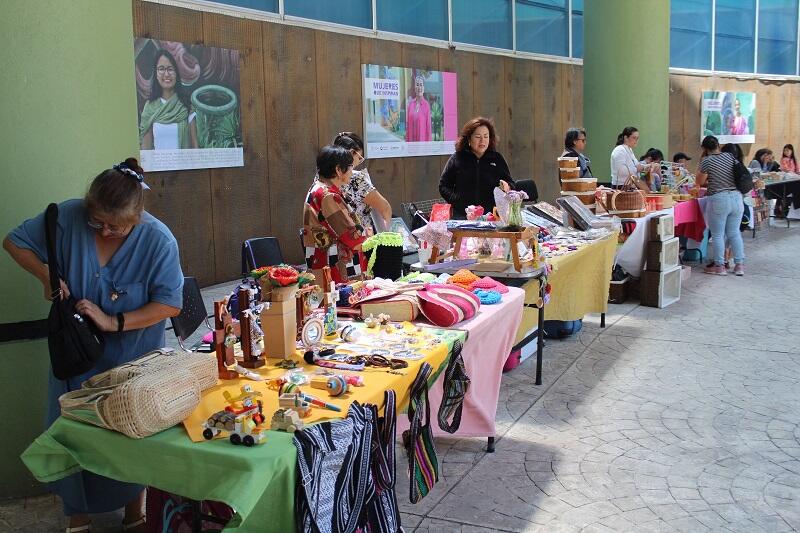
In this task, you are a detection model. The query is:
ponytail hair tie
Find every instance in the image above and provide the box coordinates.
[113,162,151,190]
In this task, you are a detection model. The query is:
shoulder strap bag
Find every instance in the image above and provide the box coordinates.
[732,158,754,194]
[45,203,105,380]
[437,340,470,434]
[402,362,439,503]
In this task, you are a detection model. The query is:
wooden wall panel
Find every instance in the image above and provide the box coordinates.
[401,43,441,204]
[263,24,319,264]
[505,58,534,181]
[202,13,269,279]
[133,2,215,285]
[360,38,404,215]
[316,32,363,146]
[532,61,561,202]
[473,53,506,143]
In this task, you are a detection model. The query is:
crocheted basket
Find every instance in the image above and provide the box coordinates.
[362,232,404,280]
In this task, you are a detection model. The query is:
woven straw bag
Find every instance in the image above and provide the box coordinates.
[609,176,646,211]
[60,350,217,439]
[83,349,217,390]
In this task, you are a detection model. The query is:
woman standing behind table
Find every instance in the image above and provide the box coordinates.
[610,126,652,191]
[439,117,514,218]
[331,132,392,232]
[303,145,368,283]
[405,75,432,142]
[696,135,745,276]
[780,144,797,173]
[3,158,183,533]
[140,50,198,150]
[561,128,593,179]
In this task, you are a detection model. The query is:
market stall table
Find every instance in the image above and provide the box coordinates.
[397,286,525,451]
[21,325,466,533]
[763,174,800,227]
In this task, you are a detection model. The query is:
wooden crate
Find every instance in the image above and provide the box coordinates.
[640,265,681,308]
[646,237,679,271]
[648,213,675,241]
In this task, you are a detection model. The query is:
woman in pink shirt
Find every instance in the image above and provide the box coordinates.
[780,144,797,173]
[405,75,431,142]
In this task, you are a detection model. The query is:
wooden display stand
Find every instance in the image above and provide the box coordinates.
[213,301,239,380]
[429,226,538,272]
[260,299,297,359]
[237,288,265,369]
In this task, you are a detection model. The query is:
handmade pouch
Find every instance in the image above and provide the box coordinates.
[402,362,439,503]
[417,283,480,327]
[437,340,470,434]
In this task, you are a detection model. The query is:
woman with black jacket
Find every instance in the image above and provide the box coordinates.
[439,117,514,218]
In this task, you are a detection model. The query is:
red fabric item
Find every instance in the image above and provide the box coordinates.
[673,199,706,241]
[417,283,480,327]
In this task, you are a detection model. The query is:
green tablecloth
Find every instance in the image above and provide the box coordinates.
[22,418,297,532]
[21,328,466,532]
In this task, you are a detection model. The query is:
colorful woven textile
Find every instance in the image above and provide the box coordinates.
[447,269,479,290]
[469,276,509,294]
[473,289,502,305]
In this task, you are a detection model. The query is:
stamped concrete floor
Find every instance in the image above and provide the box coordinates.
[2,222,799,532]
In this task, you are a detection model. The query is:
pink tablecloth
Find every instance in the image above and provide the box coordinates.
[398,286,525,438]
[673,199,706,241]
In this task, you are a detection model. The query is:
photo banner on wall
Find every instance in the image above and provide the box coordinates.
[134,38,244,172]
[701,91,756,144]
[362,64,458,158]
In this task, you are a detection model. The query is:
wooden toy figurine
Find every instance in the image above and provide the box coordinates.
[213,300,239,380]
[238,288,265,369]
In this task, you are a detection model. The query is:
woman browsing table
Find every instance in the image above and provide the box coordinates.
[3,158,184,533]
[303,145,368,283]
[609,126,652,191]
[439,117,514,218]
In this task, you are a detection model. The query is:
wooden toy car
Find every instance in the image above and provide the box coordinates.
[270,408,305,433]
[202,385,268,446]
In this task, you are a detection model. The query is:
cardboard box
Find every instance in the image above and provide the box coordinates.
[260,305,297,358]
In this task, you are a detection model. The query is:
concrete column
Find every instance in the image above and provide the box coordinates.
[0,0,138,497]
[583,0,670,182]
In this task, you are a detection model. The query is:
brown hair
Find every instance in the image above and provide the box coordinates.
[455,117,498,152]
[84,158,146,226]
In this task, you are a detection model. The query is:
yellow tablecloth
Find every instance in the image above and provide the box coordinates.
[184,322,459,442]
[515,232,618,344]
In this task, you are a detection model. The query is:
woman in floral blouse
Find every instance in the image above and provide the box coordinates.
[302,145,367,283]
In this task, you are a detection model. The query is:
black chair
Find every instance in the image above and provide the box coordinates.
[241,237,284,275]
[401,198,447,230]
[170,277,213,351]
[515,179,539,203]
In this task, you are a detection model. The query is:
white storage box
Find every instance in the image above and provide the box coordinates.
[648,213,675,241]
[640,264,681,308]
[646,237,680,271]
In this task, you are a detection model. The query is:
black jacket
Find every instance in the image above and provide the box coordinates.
[439,149,514,218]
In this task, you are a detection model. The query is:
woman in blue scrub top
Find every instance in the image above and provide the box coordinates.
[3,158,183,533]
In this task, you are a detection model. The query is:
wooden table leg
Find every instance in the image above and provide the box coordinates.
[453,236,463,259]
[509,236,521,271]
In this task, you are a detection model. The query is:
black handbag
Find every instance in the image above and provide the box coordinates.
[45,203,104,380]
[732,159,754,194]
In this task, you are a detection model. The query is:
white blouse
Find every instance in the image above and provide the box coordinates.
[610,144,639,186]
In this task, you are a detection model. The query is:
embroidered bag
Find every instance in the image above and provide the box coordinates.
[437,340,470,434]
[402,363,439,503]
[416,284,480,327]
[360,389,402,532]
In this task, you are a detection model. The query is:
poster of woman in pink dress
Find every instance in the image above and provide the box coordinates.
[405,74,432,142]
[730,98,749,135]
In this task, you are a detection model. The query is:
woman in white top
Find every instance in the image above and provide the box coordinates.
[609,126,651,191]
[139,50,198,150]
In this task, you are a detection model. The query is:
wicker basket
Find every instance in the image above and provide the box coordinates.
[559,167,581,179]
[83,349,217,391]
[61,366,203,439]
[561,178,597,192]
[557,156,578,168]
[607,176,646,212]
[561,190,596,205]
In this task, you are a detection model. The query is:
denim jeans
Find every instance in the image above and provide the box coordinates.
[705,190,745,265]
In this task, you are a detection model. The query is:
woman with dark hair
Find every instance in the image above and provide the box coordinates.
[3,159,183,532]
[780,144,797,173]
[609,126,651,191]
[696,135,745,276]
[331,132,392,232]
[303,145,367,283]
[139,50,198,150]
[639,148,664,191]
[749,148,780,172]
[439,117,514,218]
[561,128,593,179]
[721,142,744,163]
